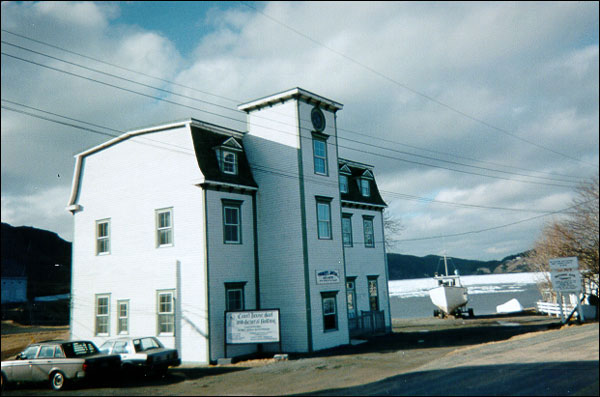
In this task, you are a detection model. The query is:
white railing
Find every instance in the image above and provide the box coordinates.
[536,301,577,317]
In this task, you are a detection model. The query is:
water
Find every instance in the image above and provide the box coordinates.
[388,272,546,319]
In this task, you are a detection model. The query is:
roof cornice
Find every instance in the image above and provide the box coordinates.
[238,87,343,113]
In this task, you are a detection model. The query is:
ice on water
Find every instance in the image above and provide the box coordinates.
[388,272,547,299]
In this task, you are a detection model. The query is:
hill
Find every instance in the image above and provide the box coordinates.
[386,252,535,280]
[1,222,71,299]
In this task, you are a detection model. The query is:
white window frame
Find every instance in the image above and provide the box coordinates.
[95,294,110,336]
[157,290,175,336]
[156,208,173,247]
[342,214,353,247]
[225,282,246,311]
[363,216,375,248]
[360,178,371,197]
[96,219,110,255]
[339,174,349,193]
[313,136,328,176]
[117,300,129,335]
[223,200,242,244]
[222,150,238,175]
[316,199,332,240]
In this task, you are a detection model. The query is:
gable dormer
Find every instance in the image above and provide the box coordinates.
[214,137,243,175]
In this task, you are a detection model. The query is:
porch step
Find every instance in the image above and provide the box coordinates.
[350,339,368,346]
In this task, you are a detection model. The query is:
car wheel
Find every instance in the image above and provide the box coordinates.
[50,371,67,391]
[1,373,7,391]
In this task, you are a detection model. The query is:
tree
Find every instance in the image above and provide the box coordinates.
[529,176,599,297]
[383,209,405,252]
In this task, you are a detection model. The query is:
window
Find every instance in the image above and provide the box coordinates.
[96,219,110,255]
[38,345,56,358]
[222,150,237,175]
[156,208,173,247]
[316,198,332,240]
[368,277,379,311]
[222,200,242,244]
[339,175,348,193]
[313,136,328,175]
[21,345,40,359]
[225,282,246,311]
[117,300,129,335]
[363,216,375,248]
[321,292,338,331]
[95,294,110,336]
[360,178,370,197]
[342,214,353,247]
[157,291,175,335]
[346,278,357,320]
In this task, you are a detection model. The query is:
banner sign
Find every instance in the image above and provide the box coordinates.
[225,310,280,344]
[549,257,582,293]
[316,269,340,284]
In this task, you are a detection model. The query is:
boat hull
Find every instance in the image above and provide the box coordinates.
[429,285,468,314]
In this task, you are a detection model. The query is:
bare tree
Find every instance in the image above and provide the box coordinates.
[529,176,599,297]
[383,209,404,252]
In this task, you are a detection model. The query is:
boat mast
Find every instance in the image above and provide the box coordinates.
[443,254,449,277]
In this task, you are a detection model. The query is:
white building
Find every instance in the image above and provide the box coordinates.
[67,88,391,364]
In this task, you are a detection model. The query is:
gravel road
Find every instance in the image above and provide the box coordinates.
[2,315,598,396]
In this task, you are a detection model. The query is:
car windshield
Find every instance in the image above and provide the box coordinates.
[62,341,99,358]
[99,341,113,354]
[133,337,163,352]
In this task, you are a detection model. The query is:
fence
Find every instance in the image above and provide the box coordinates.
[536,301,577,317]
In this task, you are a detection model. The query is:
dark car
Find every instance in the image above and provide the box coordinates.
[99,336,180,377]
[1,340,121,391]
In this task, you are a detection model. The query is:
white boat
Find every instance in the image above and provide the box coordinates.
[429,255,469,316]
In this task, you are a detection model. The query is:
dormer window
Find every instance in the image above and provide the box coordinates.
[360,178,370,197]
[339,175,348,193]
[222,151,237,175]
[214,137,242,176]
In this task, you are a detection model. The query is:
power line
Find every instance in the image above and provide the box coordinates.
[1,51,580,189]
[241,1,599,169]
[0,29,241,105]
[396,198,595,242]
[1,100,568,216]
[1,31,590,183]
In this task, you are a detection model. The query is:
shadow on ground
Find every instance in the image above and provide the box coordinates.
[298,361,600,396]
[1,366,249,394]
[288,320,563,360]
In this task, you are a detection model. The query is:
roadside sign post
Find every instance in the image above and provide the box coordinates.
[549,257,583,323]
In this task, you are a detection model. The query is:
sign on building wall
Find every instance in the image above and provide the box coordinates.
[549,257,582,293]
[316,269,340,284]
[225,309,280,344]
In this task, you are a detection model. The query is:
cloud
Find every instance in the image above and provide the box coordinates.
[1,185,73,241]
[1,1,598,260]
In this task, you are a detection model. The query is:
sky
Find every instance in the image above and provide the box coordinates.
[1,1,598,261]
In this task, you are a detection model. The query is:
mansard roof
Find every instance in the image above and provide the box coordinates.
[338,158,387,209]
[190,126,258,189]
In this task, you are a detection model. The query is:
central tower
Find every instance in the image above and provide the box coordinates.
[239,88,349,352]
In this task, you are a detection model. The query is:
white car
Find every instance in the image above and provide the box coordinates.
[99,337,180,377]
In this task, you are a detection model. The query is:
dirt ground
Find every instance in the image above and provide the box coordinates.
[1,321,69,361]
[2,315,598,396]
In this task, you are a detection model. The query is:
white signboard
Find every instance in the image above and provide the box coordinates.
[316,269,340,284]
[549,257,582,293]
[225,310,280,344]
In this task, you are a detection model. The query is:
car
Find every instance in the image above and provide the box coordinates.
[99,336,180,377]
[1,340,121,391]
